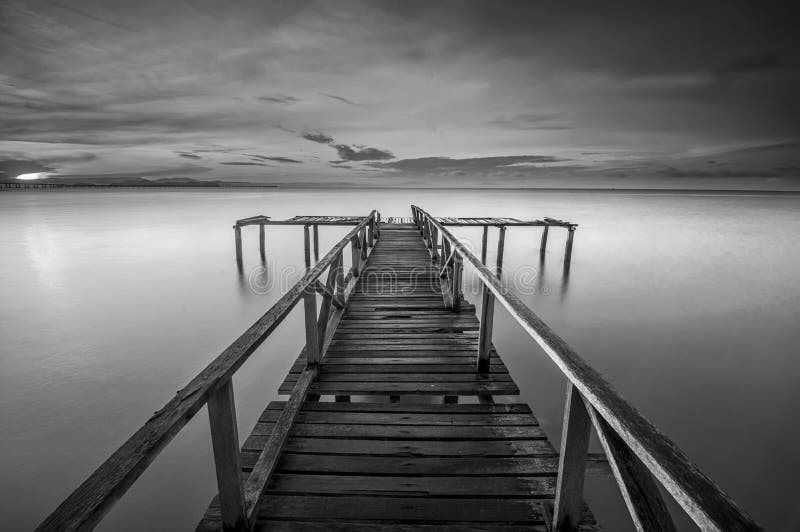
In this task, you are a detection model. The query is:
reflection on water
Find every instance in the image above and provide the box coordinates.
[1,189,799,531]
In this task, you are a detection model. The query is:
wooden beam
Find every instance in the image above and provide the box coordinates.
[553,382,592,531]
[243,367,319,528]
[481,225,488,264]
[207,380,246,530]
[585,400,678,532]
[477,284,495,373]
[565,227,575,265]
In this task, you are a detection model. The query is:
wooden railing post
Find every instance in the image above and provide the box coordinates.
[553,382,592,531]
[259,224,266,259]
[303,225,311,269]
[234,225,243,265]
[207,380,246,530]
[452,253,463,312]
[350,235,361,277]
[430,224,440,262]
[368,216,375,247]
[540,225,549,257]
[303,287,320,367]
[477,283,494,373]
[360,227,368,262]
[313,224,319,262]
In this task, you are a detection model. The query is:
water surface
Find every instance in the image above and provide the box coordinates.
[1,189,798,530]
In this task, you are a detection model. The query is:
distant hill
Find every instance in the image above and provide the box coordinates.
[0,175,276,187]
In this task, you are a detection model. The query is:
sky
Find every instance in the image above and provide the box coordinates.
[1,0,799,188]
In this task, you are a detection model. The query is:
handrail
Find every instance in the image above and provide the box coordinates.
[411,205,761,531]
[37,211,378,532]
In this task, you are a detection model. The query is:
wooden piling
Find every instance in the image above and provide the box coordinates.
[259,224,266,259]
[564,226,575,265]
[481,225,488,264]
[313,225,319,262]
[496,226,506,277]
[540,225,549,256]
[234,226,243,265]
[304,225,311,269]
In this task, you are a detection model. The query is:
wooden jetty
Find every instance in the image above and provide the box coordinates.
[37,207,761,531]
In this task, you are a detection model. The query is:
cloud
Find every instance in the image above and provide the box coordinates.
[257,94,299,104]
[372,155,565,171]
[301,131,335,144]
[489,113,571,130]
[333,144,394,161]
[177,152,202,159]
[242,154,301,163]
[716,51,785,79]
[319,92,365,107]
[220,161,270,166]
[0,158,54,177]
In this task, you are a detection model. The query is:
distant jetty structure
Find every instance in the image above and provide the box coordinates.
[38,206,761,531]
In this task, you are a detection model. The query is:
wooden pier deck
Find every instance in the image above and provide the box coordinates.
[38,208,761,532]
[198,222,597,530]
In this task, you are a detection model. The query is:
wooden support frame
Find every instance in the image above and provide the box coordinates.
[410,205,762,532]
[259,224,266,259]
[207,379,247,530]
[313,224,319,262]
[303,225,311,269]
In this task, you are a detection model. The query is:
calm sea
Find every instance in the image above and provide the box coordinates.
[1,188,798,531]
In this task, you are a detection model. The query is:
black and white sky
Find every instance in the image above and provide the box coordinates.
[1,0,799,188]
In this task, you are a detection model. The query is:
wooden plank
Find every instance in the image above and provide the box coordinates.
[261,438,556,457]
[259,410,534,426]
[248,423,546,441]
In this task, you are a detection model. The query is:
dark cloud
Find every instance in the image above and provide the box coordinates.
[220,162,270,166]
[177,152,202,160]
[264,156,302,164]
[0,158,54,177]
[257,94,299,104]
[319,92,364,107]
[372,155,565,171]
[333,144,394,161]
[302,131,335,144]
[716,51,786,79]
[488,113,571,130]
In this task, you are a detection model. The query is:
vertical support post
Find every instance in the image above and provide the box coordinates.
[477,284,494,373]
[303,287,320,367]
[207,380,246,530]
[360,227,368,261]
[540,225,549,257]
[313,224,319,263]
[234,225,243,265]
[303,225,311,269]
[481,225,488,264]
[368,216,376,247]
[452,254,463,313]
[430,225,440,262]
[496,226,506,277]
[553,382,592,531]
[564,226,576,265]
[350,236,361,277]
[259,224,266,260]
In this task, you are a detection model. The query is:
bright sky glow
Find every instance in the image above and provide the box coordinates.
[16,173,47,180]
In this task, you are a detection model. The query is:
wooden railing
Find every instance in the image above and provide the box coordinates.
[411,205,761,532]
[37,211,380,532]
